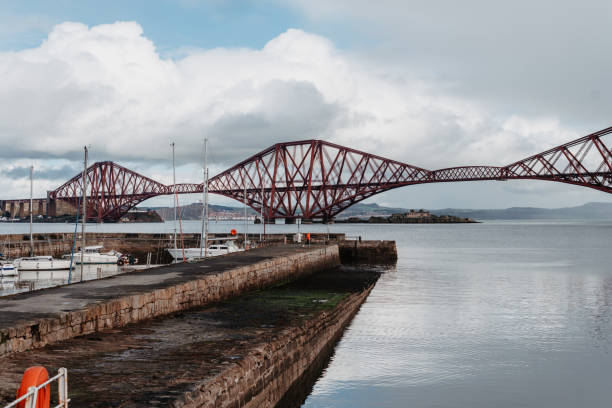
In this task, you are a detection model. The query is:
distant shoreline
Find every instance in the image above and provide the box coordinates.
[336,214,478,224]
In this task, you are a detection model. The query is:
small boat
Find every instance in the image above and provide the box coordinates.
[13,256,71,271]
[62,245,121,264]
[167,240,243,262]
[0,263,18,276]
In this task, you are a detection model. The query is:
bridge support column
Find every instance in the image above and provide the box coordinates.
[47,196,56,217]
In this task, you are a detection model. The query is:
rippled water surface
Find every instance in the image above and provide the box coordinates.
[302,220,612,408]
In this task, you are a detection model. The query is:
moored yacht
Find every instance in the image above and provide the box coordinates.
[167,240,243,262]
[0,263,18,276]
[62,246,121,264]
[18,165,70,272]
[14,256,71,271]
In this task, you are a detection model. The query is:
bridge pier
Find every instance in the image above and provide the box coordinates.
[0,198,61,218]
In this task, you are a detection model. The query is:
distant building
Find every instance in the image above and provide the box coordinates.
[405,209,430,218]
[387,209,432,223]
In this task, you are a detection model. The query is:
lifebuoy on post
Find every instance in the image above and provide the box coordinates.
[230,229,237,236]
[16,366,50,408]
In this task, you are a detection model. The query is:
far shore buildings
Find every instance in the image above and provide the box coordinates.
[388,209,431,220]
[403,209,430,218]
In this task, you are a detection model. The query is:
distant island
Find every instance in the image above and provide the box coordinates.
[336,209,477,224]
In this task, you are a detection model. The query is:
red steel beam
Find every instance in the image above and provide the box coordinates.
[46,127,612,221]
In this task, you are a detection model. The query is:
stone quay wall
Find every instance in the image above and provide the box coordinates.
[339,239,398,263]
[174,283,374,408]
[0,246,340,357]
[0,232,347,263]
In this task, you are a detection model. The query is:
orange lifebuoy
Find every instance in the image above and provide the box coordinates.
[306,233,311,241]
[230,229,237,236]
[16,366,50,408]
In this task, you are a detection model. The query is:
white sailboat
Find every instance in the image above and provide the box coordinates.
[167,240,242,261]
[18,165,70,271]
[0,263,18,276]
[167,137,244,262]
[14,256,71,271]
[62,245,121,264]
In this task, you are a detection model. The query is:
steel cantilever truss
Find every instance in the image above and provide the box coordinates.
[50,161,168,221]
[48,126,612,221]
[208,140,430,221]
[503,126,612,193]
[208,127,611,220]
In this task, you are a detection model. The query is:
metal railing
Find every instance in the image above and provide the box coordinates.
[3,368,69,408]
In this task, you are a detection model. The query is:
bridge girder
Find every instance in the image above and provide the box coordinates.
[47,126,612,221]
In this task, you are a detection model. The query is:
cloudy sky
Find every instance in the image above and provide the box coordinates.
[0,0,611,209]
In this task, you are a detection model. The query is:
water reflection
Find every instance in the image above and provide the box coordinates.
[0,264,131,297]
[302,221,612,408]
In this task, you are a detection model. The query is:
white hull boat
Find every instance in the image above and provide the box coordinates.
[62,245,121,265]
[1,263,18,276]
[14,256,71,271]
[167,242,243,261]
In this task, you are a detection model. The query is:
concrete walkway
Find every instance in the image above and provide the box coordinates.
[0,245,339,355]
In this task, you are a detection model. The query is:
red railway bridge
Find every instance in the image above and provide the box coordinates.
[8,126,611,222]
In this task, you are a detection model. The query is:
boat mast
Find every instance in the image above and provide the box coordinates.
[200,137,209,258]
[171,142,177,250]
[244,170,247,249]
[261,182,265,243]
[80,146,88,282]
[29,165,33,256]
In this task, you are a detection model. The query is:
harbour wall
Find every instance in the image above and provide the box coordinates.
[339,239,398,263]
[174,282,375,408]
[0,233,397,264]
[0,245,340,356]
[0,232,347,262]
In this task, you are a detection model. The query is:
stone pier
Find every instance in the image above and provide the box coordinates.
[339,239,398,263]
[0,245,339,356]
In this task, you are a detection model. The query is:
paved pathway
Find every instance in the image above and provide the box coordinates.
[0,246,311,329]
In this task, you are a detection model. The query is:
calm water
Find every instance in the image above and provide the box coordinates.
[0,264,156,297]
[302,220,612,408]
[2,220,612,406]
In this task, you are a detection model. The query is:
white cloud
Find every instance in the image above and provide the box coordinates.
[281,0,612,125]
[0,21,608,207]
